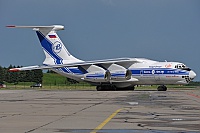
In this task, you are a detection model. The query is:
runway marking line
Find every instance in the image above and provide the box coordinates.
[187,93,200,99]
[90,108,124,133]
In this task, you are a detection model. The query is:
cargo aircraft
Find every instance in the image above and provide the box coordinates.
[7,25,196,91]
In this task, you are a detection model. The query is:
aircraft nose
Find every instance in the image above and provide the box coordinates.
[189,70,196,80]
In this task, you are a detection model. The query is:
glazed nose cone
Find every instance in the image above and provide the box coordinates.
[189,70,196,80]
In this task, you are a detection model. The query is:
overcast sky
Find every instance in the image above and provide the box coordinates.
[1,0,200,81]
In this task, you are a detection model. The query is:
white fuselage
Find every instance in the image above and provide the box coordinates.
[52,58,196,88]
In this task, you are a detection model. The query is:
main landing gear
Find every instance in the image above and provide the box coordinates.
[96,85,135,91]
[157,85,167,91]
[96,86,116,91]
[96,85,167,91]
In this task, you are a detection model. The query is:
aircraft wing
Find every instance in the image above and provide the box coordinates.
[9,58,141,72]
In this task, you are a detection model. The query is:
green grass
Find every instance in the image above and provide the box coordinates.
[43,73,68,85]
[2,73,96,90]
[42,73,95,90]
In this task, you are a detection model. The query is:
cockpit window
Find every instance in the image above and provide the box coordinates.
[175,64,191,71]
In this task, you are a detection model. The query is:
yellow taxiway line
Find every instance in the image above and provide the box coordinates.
[90,108,124,133]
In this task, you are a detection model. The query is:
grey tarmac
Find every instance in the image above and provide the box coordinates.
[0,89,200,133]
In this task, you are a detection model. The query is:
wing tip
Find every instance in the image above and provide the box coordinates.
[6,25,16,28]
[9,68,20,72]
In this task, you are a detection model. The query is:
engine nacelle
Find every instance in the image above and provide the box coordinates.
[82,70,132,82]
[110,70,132,80]
[82,71,110,82]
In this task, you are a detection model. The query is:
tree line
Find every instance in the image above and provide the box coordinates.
[0,65,43,84]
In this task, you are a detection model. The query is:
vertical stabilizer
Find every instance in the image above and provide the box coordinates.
[7,25,82,65]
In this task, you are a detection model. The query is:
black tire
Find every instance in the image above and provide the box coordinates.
[131,86,135,90]
[116,86,135,91]
[124,86,135,91]
[96,86,102,91]
[111,86,117,91]
[157,85,167,91]
[96,85,117,91]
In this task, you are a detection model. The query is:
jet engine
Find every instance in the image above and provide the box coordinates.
[82,71,111,82]
[110,70,132,80]
[82,70,132,82]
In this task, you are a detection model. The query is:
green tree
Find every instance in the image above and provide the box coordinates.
[6,65,19,83]
[0,66,4,84]
[24,70,34,82]
[32,69,43,83]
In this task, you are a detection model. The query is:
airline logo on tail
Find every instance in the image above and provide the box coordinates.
[53,41,62,54]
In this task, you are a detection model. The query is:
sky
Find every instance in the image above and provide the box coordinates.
[0,0,200,81]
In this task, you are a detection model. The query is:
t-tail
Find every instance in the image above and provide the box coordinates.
[6,25,82,65]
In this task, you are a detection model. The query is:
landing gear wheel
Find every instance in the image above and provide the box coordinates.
[157,85,167,91]
[96,85,117,91]
[96,86,102,91]
[125,86,135,91]
[112,86,117,91]
[131,86,135,91]
[115,86,135,91]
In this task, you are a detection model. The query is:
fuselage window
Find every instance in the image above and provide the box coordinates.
[140,71,143,75]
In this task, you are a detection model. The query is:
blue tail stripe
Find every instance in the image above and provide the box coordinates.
[36,31,63,65]
[36,31,73,74]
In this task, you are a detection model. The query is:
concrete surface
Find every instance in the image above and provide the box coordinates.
[0,89,199,133]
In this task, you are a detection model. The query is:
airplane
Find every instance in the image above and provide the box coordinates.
[7,25,196,91]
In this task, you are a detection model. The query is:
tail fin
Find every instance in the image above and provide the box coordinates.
[7,25,81,65]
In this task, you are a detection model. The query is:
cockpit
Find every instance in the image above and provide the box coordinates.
[175,64,191,71]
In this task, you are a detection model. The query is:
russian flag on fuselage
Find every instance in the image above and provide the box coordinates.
[48,35,57,38]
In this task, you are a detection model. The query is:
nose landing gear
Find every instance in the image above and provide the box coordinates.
[157,85,167,91]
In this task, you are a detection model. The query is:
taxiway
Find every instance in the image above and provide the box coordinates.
[0,89,199,133]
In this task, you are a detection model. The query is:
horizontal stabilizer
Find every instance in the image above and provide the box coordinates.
[6,25,64,31]
[9,65,50,72]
